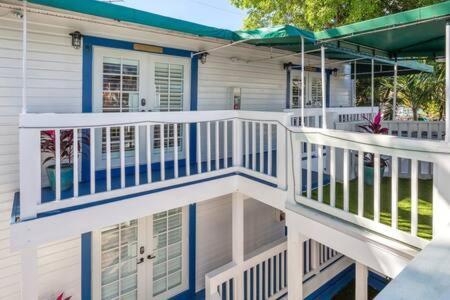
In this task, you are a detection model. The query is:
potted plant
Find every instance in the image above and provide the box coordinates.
[56,292,71,300]
[41,130,87,192]
[358,112,388,186]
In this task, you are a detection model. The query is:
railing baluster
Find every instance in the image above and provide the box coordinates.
[391,156,399,228]
[411,158,419,236]
[55,129,61,201]
[160,124,165,181]
[343,149,349,212]
[223,121,228,169]
[306,142,312,199]
[259,263,263,300]
[197,122,202,174]
[259,122,264,173]
[264,261,269,299]
[174,124,179,178]
[73,128,78,198]
[207,121,211,172]
[358,150,364,216]
[268,124,272,176]
[246,269,251,300]
[374,153,381,222]
[146,124,152,183]
[318,145,323,202]
[252,122,256,171]
[106,126,111,191]
[245,121,249,169]
[185,123,190,176]
[330,146,336,207]
[120,125,125,188]
[135,125,140,185]
[215,121,219,171]
[225,281,230,300]
[253,267,257,300]
[90,128,95,194]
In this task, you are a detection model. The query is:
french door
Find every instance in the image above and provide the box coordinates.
[92,47,191,170]
[92,207,189,300]
[290,70,323,108]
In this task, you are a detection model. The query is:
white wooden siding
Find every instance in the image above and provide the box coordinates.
[196,195,285,291]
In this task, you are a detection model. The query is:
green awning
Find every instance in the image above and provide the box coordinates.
[315,1,450,58]
[28,0,240,41]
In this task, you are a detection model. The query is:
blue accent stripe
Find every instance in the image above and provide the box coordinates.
[326,72,331,107]
[81,232,92,300]
[286,69,291,109]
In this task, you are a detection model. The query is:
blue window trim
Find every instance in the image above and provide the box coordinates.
[285,65,332,109]
[81,35,198,300]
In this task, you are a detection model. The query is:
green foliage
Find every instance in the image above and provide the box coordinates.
[230,0,443,30]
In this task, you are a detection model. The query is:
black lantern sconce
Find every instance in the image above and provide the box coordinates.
[69,31,82,49]
[199,52,209,64]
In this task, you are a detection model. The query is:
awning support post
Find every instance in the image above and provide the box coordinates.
[22,0,27,114]
[393,61,398,120]
[371,58,375,115]
[446,22,450,143]
[301,36,305,127]
[321,45,327,129]
[353,60,357,105]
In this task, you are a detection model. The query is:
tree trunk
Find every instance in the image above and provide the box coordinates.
[412,108,418,121]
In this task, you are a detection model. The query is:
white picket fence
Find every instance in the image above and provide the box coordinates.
[205,238,341,300]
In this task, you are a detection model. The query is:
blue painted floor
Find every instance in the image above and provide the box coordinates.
[39,150,329,203]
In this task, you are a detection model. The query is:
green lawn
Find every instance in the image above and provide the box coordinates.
[306,177,433,239]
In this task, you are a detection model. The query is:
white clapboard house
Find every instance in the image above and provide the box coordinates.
[2,0,450,299]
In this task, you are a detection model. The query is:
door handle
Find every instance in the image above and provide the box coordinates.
[137,257,145,265]
[147,254,156,260]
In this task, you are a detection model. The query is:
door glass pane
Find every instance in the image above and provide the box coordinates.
[152,208,184,296]
[310,77,322,107]
[102,57,139,154]
[291,77,302,108]
[100,219,138,300]
[153,63,184,150]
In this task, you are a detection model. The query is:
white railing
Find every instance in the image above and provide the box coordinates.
[336,120,445,140]
[290,126,450,248]
[287,106,376,129]
[205,238,342,300]
[19,111,290,220]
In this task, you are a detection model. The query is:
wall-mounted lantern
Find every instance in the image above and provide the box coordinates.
[69,31,82,49]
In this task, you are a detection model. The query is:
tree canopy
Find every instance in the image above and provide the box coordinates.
[230,0,444,31]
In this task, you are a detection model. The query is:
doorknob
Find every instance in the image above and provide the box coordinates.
[147,254,156,260]
[137,257,145,265]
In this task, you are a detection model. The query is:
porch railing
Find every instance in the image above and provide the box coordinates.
[19,111,290,220]
[287,106,376,129]
[336,120,446,140]
[205,238,342,300]
[290,126,450,248]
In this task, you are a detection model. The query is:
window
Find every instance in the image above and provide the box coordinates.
[309,77,322,107]
[102,57,140,153]
[154,63,184,150]
[152,208,184,296]
[100,220,139,300]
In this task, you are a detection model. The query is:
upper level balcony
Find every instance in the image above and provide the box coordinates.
[12,108,450,255]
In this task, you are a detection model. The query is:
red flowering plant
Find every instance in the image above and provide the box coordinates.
[358,112,389,167]
[40,130,89,166]
[56,292,71,300]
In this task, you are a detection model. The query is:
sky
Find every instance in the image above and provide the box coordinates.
[115,0,247,30]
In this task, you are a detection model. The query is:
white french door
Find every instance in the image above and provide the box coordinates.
[290,70,323,108]
[92,207,189,300]
[92,47,191,170]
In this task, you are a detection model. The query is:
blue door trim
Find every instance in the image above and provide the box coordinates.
[80,35,198,300]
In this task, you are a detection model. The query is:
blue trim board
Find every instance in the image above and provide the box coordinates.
[286,69,291,109]
[81,232,92,300]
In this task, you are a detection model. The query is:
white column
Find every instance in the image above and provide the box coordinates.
[393,61,398,120]
[321,45,327,129]
[371,58,375,115]
[232,192,244,300]
[21,246,38,300]
[287,227,306,300]
[22,0,27,114]
[355,262,368,300]
[301,36,305,126]
[446,22,450,143]
[353,60,357,105]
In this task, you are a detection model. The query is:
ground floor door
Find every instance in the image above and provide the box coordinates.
[92,207,189,299]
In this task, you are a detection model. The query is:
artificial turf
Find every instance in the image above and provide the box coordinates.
[307,177,433,240]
